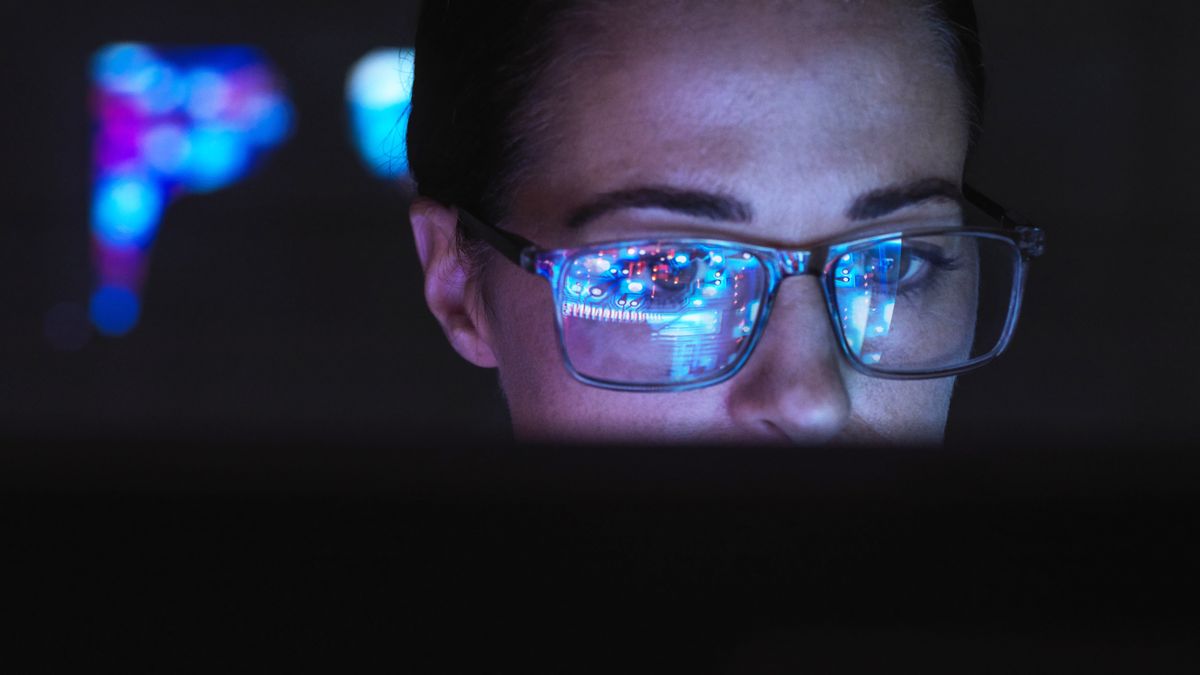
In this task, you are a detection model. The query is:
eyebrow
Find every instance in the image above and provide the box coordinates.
[565,186,754,229]
[846,177,962,221]
[563,176,961,229]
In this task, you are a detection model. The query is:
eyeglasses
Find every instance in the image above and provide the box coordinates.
[456,185,1045,392]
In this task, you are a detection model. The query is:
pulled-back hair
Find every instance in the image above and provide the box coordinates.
[406,0,984,232]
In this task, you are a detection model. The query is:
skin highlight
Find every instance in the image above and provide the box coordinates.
[411,0,971,445]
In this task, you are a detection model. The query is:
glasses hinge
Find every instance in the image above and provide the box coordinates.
[1016,225,1045,258]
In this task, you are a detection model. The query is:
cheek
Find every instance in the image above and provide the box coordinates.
[484,262,733,441]
[484,262,625,438]
[847,375,955,441]
[484,262,566,397]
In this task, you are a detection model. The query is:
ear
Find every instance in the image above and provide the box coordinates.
[409,197,499,368]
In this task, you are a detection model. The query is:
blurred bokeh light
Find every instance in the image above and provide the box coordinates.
[89,42,293,336]
[346,48,414,179]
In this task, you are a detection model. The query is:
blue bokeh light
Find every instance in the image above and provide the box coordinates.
[181,125,250,192]
[347,48,414,178]
[138,63,187,114]
[184,68,231,120]
[93,43,161,95]
[89,285,141,336]
[89,42,293,336]
[243,95,292,145]
[92,173,164,247]
[140,123,191,175]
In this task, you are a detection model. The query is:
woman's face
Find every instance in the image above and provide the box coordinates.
[415,0,970,444]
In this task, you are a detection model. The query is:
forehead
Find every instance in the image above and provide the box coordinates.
[511,0,968,243]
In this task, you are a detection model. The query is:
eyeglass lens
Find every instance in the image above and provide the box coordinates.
[554,233,1019,386]
[829,233,1017,373]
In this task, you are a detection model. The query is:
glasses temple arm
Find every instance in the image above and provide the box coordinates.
[455,208,536,265]
[963,183,1045,258]
[963,183,1031,229]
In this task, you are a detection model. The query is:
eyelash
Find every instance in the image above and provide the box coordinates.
[895,249,961,300]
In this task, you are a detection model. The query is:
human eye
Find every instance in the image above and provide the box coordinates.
[833,236,963,300]
[892,240,961,298]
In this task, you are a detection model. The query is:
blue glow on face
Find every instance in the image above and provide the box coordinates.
[346,48,415,178]
[89,285,141,336]
[92,173,164,247]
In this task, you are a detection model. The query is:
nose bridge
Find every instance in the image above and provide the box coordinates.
[726,268,851,443]
[769,271,835,342]
[768,247,836,346]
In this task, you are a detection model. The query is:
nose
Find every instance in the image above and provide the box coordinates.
[724,275,852,444]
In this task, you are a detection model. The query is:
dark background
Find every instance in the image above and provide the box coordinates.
[2,0,1197,445]
[2,1,1199,666]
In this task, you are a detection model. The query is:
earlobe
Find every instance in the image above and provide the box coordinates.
[409,197,499,369]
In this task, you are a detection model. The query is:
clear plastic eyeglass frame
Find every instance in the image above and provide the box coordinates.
[453,185,1045,392]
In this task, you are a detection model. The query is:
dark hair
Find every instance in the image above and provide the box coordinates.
[406,0,984,232]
